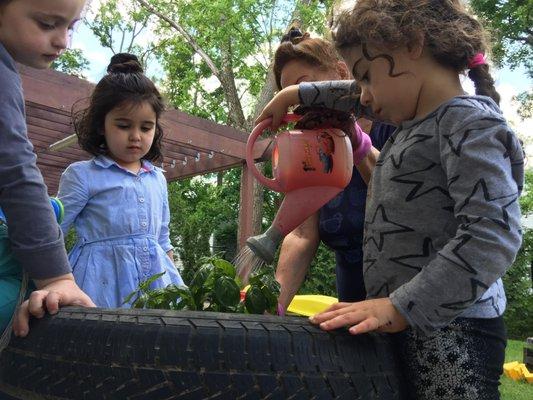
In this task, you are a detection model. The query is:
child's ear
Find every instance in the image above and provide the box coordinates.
[407,34,425,60]
[336,61,350,80]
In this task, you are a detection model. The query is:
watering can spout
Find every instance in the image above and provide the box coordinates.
[246,226,283,264]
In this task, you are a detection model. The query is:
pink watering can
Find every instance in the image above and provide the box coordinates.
[245,114,353,263]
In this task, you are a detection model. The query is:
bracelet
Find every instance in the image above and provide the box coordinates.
[352,124,372,166]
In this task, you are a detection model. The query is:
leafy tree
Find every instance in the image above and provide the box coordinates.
[503,169,533,339]
[470,0,533,118]
[51,49,89,78]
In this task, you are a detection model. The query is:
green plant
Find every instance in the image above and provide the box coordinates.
[124,257,280,314]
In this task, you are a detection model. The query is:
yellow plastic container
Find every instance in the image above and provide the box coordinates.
[503,361,533,383]
[286,294,338,317]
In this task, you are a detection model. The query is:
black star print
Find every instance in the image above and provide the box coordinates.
[389,237,435,272]
[440,278,489,311]
[364,205,414,251]
[442,117,504,156]
[457,178,519,231]
[390,163,452,202]
[473,291,502,315]
[363,257,377,274]
[438,234,477,275]
[376,129,433,169]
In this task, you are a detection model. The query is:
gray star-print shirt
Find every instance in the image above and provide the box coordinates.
[300,81,524,334]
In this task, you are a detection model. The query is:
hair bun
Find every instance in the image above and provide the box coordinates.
[107,53,143,74]
[281,27,310,45]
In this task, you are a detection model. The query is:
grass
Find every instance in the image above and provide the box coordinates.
[500,339,533,400]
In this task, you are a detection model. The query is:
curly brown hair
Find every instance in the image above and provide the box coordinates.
[73,53,165,162]
[333,0,500,104]
[273,29,342,91]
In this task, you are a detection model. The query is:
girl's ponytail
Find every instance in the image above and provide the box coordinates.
[468,63,501,106]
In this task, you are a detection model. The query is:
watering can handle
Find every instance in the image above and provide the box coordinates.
[246,114,301,192]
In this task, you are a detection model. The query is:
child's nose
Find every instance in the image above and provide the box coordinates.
[130,129,142,141]
[360,87,372,107]
[52,28,69,50]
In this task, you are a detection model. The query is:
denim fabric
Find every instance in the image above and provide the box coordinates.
[58,155,184,308]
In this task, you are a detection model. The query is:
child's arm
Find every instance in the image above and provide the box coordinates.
[256,80,358,129]
[57,165,90,234]
[158,175,174,262]
[389,107,524,334]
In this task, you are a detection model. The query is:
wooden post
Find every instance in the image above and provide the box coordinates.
[237,162,256,250]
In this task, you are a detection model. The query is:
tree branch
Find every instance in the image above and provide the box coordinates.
[134,0,220,77]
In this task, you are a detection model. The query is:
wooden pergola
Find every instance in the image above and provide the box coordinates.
[21,65,269,247]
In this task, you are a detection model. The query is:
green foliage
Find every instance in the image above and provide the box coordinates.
[514,90,532,120]
[86,0,151,59]
[470,0,532,117]
[470,0,532,76]
[126,257,280,314]
[51,49,89,78]
[503,169,533,339]
[167,175,238,283]
[139,0,331,123]
[299,242,337,296]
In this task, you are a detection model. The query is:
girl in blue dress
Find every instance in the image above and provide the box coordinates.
[58,53,184,308]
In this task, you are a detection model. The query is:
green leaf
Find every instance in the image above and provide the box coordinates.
[244,285,268,314]
[214,276,241,307]
[213,258,236,278]
[139,271,166,291]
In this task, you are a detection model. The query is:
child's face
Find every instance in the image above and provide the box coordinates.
[343,45,423,125]
[0,0,85,69]
[103,101,157,172]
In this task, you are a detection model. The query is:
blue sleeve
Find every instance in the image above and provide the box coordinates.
[0,46,70,279]
[158,173,173,252]
[57,164,89,235]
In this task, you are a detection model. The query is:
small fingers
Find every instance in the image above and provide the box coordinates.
[27,290,48,318]
[316,310,366,331]
[348,316,380,335]
[44,291,62,315]
[12,300,30,337]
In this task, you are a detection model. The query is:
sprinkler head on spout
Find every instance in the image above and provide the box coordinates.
[245,225,284,264]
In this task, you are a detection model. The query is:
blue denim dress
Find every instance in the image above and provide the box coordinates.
[58,156,184,308]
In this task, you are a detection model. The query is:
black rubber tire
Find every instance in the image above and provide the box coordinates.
[0,307,405,400]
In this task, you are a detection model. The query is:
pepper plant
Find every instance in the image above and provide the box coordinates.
[124,257,280,314]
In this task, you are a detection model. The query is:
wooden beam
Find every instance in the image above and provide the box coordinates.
[237,163,256,250]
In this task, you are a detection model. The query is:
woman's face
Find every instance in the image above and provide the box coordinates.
[279,59,346,89]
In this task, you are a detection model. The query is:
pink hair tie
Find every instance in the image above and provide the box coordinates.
[468,53,487,69]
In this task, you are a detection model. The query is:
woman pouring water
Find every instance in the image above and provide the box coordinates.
[270,30,395,313]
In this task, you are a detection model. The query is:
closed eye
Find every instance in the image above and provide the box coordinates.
[37,20,56,30]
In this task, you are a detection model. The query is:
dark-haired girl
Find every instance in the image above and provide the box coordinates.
[58,53,184,308]
[256,1,523,398]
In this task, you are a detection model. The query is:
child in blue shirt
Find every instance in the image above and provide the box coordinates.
[58,53,185,308]
[0,0,94,339]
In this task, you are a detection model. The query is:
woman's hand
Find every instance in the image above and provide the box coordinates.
[309,297,408,335]
[13,274,95,337]
[255,85,300,129]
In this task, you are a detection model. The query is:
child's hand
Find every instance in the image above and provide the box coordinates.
[255,85,300,129]
[309,298,408,335]
[12,274,95,337]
